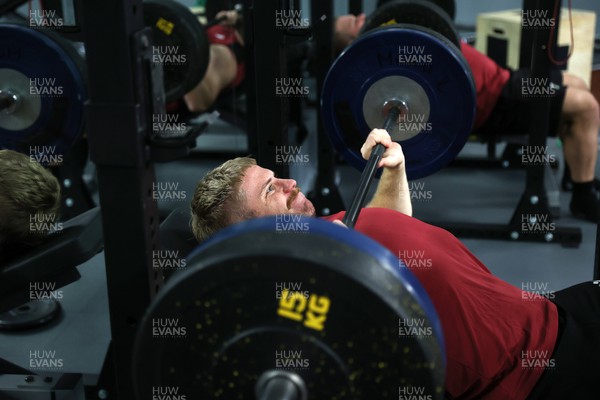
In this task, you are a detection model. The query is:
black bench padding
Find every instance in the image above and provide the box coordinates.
[159,206,197,258]
[0,207,103,313]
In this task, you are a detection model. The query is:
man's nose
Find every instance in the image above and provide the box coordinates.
[277,178,297,192]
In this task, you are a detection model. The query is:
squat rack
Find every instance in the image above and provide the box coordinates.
[80,0,304,397]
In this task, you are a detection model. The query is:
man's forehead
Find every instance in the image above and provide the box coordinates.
[241,165,273,186]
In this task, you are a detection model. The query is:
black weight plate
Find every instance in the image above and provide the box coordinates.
[377,0,456,21]
[133,216,445,400]
[0,300,61,330]
[322,24,475,180]
[143,0,210,103]
[364,0,460,49]
[0,23,86,165]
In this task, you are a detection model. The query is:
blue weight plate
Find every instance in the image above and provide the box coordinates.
[134,216,446,399]
[363,0,460,47]
[321,24,475,180]
[0,24,86,165]
[377,0,456,21]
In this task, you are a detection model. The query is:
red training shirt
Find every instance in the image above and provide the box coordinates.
[460,42,511,131]
[323,208,558,399]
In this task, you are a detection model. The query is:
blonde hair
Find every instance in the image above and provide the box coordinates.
[190,157,256,242]
[0,150,61,245]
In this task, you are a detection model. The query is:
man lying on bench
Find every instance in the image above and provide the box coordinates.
[190,130,600,400]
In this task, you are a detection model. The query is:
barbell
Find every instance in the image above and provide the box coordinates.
[133,8,476,398]
[0,0,232,161]
[322,21,475,181]
[0,23,86,164]
[339,0,472,221]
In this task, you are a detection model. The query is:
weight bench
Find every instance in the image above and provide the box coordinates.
[158,206,197,281]
[159,206,197,257]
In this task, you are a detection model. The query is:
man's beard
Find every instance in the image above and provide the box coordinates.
[287,187,316,216]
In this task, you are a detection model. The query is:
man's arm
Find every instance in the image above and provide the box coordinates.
[361,129,412,216]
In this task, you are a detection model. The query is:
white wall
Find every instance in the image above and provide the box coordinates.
[456,0,599,36]
[307,0,600,36]
[177,0,599,36]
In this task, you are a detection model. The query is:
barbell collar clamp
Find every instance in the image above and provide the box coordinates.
[0,89,19,114]
[255,370,308,400]
[382,99,408,121]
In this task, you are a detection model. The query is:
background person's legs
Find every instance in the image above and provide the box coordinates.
[562,72,590,91]
[559,73,600,220]
[560,80,600,183]
[503,69,600,221]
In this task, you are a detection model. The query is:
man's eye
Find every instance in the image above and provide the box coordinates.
[267,184,274,193]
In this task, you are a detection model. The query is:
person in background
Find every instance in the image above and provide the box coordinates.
[334,14,600,222]
[0,150,61,264]
[167,9,244,116]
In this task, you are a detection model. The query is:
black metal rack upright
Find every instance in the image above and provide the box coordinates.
[306,0,346,216]
[348,0,362,16]
[80,1,162,398]
[244,0,289,178]
[508,0,563,236]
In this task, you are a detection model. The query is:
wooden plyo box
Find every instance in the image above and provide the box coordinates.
[476,9,596,87]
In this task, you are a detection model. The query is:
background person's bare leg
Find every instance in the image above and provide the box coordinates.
[183,44,237,114]
[559,73,600,221]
